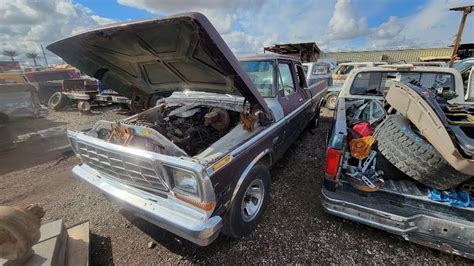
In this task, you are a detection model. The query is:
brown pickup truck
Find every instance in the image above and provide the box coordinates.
[47,13,327,246]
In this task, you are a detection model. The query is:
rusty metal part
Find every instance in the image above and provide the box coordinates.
[449,5,473,67]
[107,124,135,146]
[347,175,383,192]
[129,88,151,114]
[240,111,257,131]
[204,107,230,131]
[0,204,45,260]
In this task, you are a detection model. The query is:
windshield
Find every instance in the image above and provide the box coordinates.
[350,71,455,96]
[453,61,474,73]
[239,60,274,97]
[312,64,329,75]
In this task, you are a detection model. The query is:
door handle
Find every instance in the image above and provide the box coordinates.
[299,98,303,102]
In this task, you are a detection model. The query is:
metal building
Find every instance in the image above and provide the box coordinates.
[321,47,453,64]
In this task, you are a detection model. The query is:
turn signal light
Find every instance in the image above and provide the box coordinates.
[325,147,342,179]
[173,192,214,211]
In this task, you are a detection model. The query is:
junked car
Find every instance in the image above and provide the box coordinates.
[48,78,129,113]
[332,62,387,86]
[47,13,327,246]
[323,64,474,259]
[303,62,333,87]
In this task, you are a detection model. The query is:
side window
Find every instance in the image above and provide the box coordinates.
[278,63,296,96]
[295,64,307,88]
[341,65,354,75]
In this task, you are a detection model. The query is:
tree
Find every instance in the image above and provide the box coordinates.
[2,50,18,62]
[26,52,40,66]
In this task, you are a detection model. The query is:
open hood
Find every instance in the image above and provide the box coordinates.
[47,12,270,115]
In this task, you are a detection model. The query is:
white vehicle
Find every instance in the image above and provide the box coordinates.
[332,62,387,85]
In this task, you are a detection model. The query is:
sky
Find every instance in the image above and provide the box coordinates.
[1,0,473,65]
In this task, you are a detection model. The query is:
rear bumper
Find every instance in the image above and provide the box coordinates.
[321,187,474,259]
[73,164,222,246]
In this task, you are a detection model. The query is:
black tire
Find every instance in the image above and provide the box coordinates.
[222,164,271,238]
[77,100,92,113]
[374,114,471,190]
[48,92,68,111]
[324,92,338,110]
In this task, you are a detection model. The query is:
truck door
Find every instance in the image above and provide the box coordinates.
[277,61,306,146]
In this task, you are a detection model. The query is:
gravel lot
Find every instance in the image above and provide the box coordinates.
[0,107,470,264]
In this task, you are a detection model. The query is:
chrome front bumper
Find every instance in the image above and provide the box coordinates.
[321,188,474,259]
[73,163,222,246]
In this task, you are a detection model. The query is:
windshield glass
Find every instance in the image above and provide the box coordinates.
[453,61,474,73]
[240,60,274,97]
[312,64,329,75]
[350,71,455,96]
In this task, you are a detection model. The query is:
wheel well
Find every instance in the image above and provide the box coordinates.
[258,153,273,168]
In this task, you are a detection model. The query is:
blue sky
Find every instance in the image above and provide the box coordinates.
[1,0,474,64]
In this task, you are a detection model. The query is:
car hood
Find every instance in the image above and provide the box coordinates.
[47,12,270,114]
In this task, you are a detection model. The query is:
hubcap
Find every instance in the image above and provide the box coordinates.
[241,179,264,222]
[328,96,337,108]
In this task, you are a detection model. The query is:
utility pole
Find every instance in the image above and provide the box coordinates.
[40,44,49,67]
[449,5,473,67]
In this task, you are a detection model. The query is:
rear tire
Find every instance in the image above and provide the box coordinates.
[374,114,471,190]
[48,92,68,111]
[222,164,271,238]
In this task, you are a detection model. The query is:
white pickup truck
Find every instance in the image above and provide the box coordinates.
[323,64,474,259]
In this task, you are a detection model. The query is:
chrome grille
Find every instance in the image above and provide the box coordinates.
[76,141,168,192]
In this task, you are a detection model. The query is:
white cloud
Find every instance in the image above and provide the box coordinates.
[399,0,474,48]
[116,0,336,55]
[0,0,114,65]
[322,0,368,42]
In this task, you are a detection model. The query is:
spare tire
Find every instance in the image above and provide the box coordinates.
[48,92,68,111]
[374,114,471,190]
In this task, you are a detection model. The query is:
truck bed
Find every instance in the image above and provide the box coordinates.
[322,178,474,259]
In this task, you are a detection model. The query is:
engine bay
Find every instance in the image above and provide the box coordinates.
[96,104,241,156]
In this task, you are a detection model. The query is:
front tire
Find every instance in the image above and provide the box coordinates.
[223,164,271,238]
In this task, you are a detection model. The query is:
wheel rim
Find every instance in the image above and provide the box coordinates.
[51,95,59,105]
[327,95,337,109]
[241,179,264,222]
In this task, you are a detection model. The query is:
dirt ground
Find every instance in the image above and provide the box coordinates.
[0,107,470,264]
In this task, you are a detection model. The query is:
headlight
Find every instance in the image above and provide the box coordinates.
[165,166,199,196]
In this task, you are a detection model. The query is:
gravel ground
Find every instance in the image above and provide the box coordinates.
[0,107,470,264]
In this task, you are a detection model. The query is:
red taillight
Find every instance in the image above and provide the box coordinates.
[325,147,342,179]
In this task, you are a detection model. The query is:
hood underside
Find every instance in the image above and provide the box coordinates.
[47,12,269,113]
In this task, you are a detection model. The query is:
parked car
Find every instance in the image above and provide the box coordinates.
[47,13,327,246]
[48,78,129,112]
[332,62,387,86]
[323,64,474,259]
[303,62,332,87]
[23,69,81,103]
